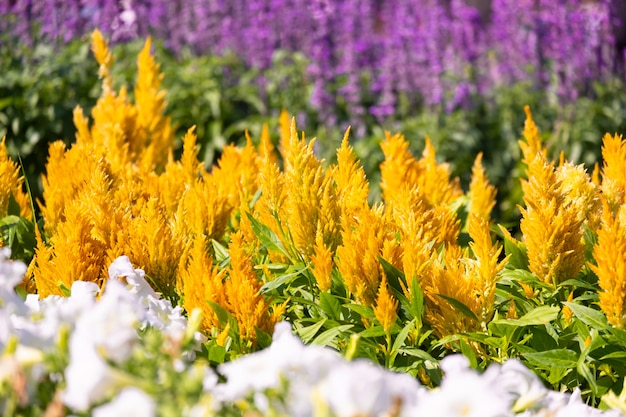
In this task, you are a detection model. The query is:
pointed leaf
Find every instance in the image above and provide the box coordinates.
[492,306,559,327]
[295,319,327,343]
[523,349,578,369]
[260,265,306,293]
[312,324,353,347]
[319,292,342,320]
[245,212,290,259]
[562,302,609,330]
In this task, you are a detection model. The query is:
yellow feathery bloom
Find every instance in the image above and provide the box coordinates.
[91,29,114,96]
[380,131,420,203]
[212,134,260,209]
[123,198,185,297]
[278,109,292,157]
[156,127,204,216]
[253,139,289,263]
[39,141,103,234]
[519,105,547,164]
[31,204,108,297]
[390,186,437,291]
[468,153,497,222]
[0,137,31,220]
[423,244,478,337]
[600,133,626,213]
[173,175,232,243]
[591,200,626,329]
[311,229,334,291]
[556,161,601,231]
[282,120,340,256]
[89,86,140,173]
[331,127,370,230]
[467,213,509,326]
[416,136,463,206]
[178,234,227,332]
[336,204,389,305]
[520,155,585,286]
[257,124,278,167]
[373,273,398,334]
[224,232,276,343]
[134,37,174,172]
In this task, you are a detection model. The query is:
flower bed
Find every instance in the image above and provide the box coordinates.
[3,30,626,415]
[1,249,625,416]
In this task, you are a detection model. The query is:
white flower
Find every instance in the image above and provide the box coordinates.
[498,358,548,412]
[319,359,422,417]
[92,387,156,417]
[215,322,342,416]
[63,335,132,411]
[108,256,157,300]
[0,248,26,290]
[73,279,142,363]
[415,355,512,417]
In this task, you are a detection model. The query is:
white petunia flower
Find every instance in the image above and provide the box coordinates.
[319,359,423,417]
[108,256,157,300]
[415,354,512,417]
[92,387,156,417]
[63,335,133,411]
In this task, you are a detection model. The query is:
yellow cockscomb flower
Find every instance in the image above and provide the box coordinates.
[591,200,626,329]
[520,154,585,286]
[0,137,31,221]
[599,133,626,214]
[336,204,390,305]
[331,128,370,231]
[178,234,227,332]
[311,228,334,292]
[374,273,398,334]
[224,232,278,344]
[469,153,497,222]
[519,109,586,286]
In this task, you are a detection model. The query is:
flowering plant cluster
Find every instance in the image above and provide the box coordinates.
[2,248,626,416]
[0,0,621,124]
[4,30,626,415]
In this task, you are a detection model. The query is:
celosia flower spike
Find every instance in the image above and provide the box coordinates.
[591,199,626,330]
[374,273,398,334]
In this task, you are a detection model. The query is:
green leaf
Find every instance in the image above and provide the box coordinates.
[436,294,479,323]
[344,303,376,320]
[260,265,307,293]
[319,292,342,320]
[207,301,232,327]
[396,348,437,363]
[208,345,226,364]
[390,319,415,364]
[245,212,290,259]
[6,192,21,217]
[312,324,353,347]
[523,349,578,369]
[460,338,478,368]
[609,328,626,348]
[211,239,229,264]
[359,325,386,338]
[562,302,609,330]
[295,319,327,344]
[378,256,406,292]
[502,232,528,269]
[577,360,599,395]
[0,214,36,263]
[405,276,424,321]
[254,326,273,349]
[492,306,559,327]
